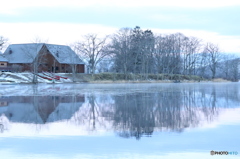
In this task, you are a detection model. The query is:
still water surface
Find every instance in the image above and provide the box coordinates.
[0,83,240,159]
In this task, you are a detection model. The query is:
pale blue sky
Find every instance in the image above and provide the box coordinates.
[0,0,240,53]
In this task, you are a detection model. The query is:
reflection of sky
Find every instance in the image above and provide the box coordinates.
[1,124,239,159]
[0,107,240,159]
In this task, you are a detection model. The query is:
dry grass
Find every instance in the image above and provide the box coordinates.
[63,73,208,83]
[211,78,231,82]
[88,80,174,84]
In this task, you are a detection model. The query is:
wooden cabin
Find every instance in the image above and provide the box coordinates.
[3,43,85,73]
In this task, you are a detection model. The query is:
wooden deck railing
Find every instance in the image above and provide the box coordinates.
[0,66,12,72]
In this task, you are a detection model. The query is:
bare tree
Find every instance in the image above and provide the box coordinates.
[69,48,77,82]
[140,29,155,79]
[154,33,183,75]
[154,34,165,76]
[0,36,8,51]
[23,44,43,83]
[23,38,48,83]
[218,54,233,79]
[110,28,133,77]
[97,59,112,73]
[181,36,202,75]
[129,26,155,77]
[74,34,110,75]
[230,58,239,81]
[218,54,239,81]
[203,43,222,79]
[111,27,155,79]
[198,52,209,78]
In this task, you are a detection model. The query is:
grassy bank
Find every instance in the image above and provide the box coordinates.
[69,73,207,83]
[1,72,232,84]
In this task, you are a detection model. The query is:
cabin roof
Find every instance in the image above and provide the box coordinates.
[3,43,84,64]
[45,44,84,64]
[0,54,8,62]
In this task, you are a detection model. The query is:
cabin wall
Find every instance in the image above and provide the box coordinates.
[38,51,85,73]
[3,63,29,72]
[0,62,7,67]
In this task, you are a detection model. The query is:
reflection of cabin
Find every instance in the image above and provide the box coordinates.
[3,43,85,73]
[0,96,85,124]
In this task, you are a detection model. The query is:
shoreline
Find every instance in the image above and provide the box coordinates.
[0,79,232,85]
[0,72,233,84]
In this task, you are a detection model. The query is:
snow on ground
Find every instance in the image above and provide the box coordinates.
[0,72,72,84]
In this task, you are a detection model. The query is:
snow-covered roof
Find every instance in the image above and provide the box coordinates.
[45,44,84,64]
[0,54,8,62]
[3,43,84,64]
[3,43,44,63]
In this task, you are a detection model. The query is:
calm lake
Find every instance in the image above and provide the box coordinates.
[0,83,239,159]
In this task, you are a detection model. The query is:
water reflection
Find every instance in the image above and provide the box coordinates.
[0,83,240,139]
[0,114,9,133]
[0,96,85,124]
[113,93,155,139]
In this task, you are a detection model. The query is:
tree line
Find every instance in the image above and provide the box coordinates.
[1,26,239,81]
[73,26,239,81]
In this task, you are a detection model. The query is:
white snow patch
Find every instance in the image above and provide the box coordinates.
[0,72,72,84]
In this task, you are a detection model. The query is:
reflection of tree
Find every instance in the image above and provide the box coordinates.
[72,94,113,131]
[210,86,218,121]
[0,123,3,133]
[88,95,96,130]
[113,93,155,140]
[154,90,185,132]
[0,114,9,133]
[112,85,228,139]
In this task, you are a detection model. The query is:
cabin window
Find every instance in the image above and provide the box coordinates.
[0,63,4,65]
